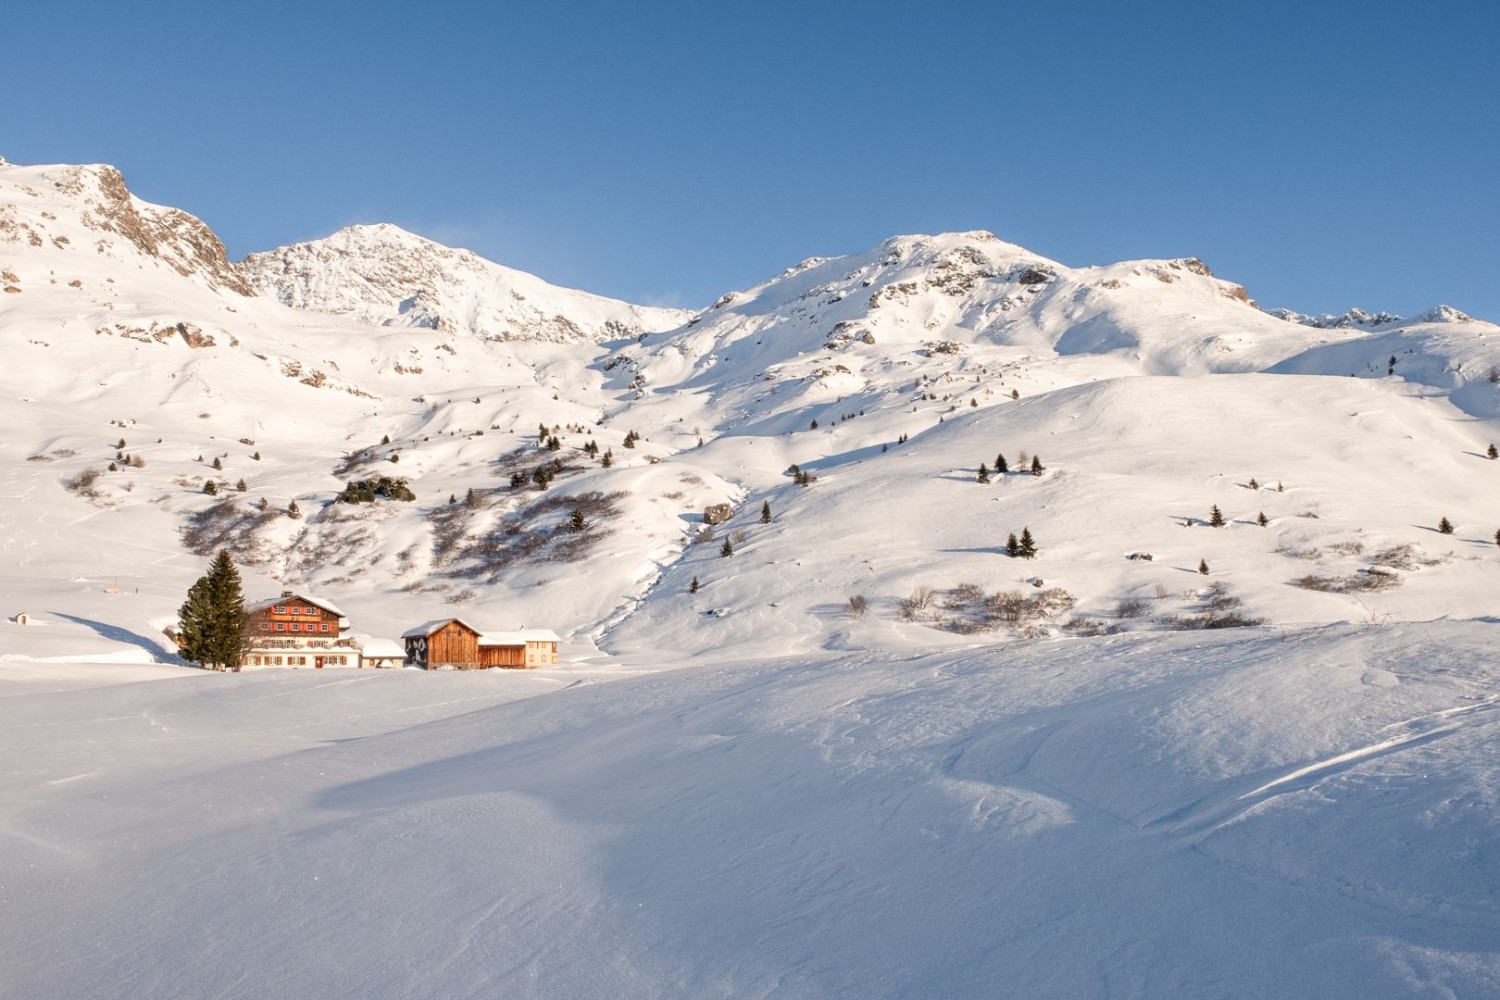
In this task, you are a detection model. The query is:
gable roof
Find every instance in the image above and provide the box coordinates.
[357,638,407,659]
[246,593,346,618]
[400,617,483,640]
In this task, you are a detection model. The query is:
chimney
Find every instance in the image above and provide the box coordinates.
[281,590,294,598]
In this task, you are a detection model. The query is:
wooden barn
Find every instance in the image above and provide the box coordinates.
[402,618,560,670]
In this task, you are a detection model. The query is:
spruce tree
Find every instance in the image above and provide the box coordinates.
[601,450,614,468]
[977,463,990,484]
[212,456,223,471]
[1030,455,1043,476]
[1198,559,1210,575]
[1019,527,1037,559]
[236,479,248,492]
[466,488,480,509]
[689,576,700,593]
[287,499,301,519]
[760,501,772,524]
[203,480,218,495]
[1256,511,1268,527]
[720,538,734,558]
[995,454,1008,475]
[1438,516,1454,534]
[176,550,247,671]
[1489,443,1498,460]
[108,461,118,472]
[810,419,819,430]
[570,510,587,533]
[1209,505,1225,527]
[1248,478,1260,490]
[1006,532,1020,558]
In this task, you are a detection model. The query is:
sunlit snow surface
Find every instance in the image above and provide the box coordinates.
[3,624,1498,999]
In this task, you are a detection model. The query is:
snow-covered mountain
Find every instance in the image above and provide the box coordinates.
[6,155,1500,1000]
[240,222,692,342]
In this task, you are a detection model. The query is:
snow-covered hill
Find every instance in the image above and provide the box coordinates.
[240,222,693,342]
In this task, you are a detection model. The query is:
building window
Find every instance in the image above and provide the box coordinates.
[274,606,286,614]
[260,623,270,631]
[319,623,330,633]
[274,623,285,632]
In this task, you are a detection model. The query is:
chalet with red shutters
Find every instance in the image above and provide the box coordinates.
[241,591,361,669]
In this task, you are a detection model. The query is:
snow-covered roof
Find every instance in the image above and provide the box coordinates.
[246,593,346,618]
[479,629,562,646]
[400,617,483,639]
[358,638,407,659]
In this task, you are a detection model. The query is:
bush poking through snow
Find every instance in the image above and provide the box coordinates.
[1295,569,1401,593]
[1165,584,1266,630]
[1116,597,1151,619]
[847,595,869,619]
[336,476,416,504]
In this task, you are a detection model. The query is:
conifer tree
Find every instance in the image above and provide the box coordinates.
[810,419,819,430]
[690,576,700,593]
[1209,505,1225,527]
[1031,455,1043,476]
[212,456,223,471]
[203,480,218,495]
[256,497,269,511]
[236,478,248,492]
[1494,529,1499,548]
[995,454,1008,475]
[1198,559,1210,575]
[382,434,391,445]
[116,437,126,450]
[977,463,990,484]
[176,550,247,671]
[1019,527,1037,559]
[466,488,480,509]
[108,461,118,472]
[601,450,614,468]
[287,500,301,519]
[1248,478,1260,490]
[1438,516,1454,534]
[251,451,261,461]
[1256,511,1268,527]
[1006,532,1020,558]
[1489,443,1498,460]
[1011,389,1019,399]
[760,501,772,524]
[720,538,734,558]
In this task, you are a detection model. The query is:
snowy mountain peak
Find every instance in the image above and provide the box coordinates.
[0,158,253,296]
[239,224,691,343]
[1416,304,1472,324]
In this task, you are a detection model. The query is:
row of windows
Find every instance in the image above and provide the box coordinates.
[259,622,332,633]
[272,605,321,616]
[244,655,351,666]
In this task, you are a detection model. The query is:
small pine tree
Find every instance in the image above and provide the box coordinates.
[1248,478,1260,490]
[810,419,819,430]
[1030,455,1043,476]
[251,451,261,461]
[116,437,126,450]
[760,501,772,524]
[1006,532,1020,557]
[381,434,391,445]
[466,488,480,509]
[1011,389,1020,399]
[977,463,990,484]
[176,550,247,671]
[1209,505,1225,527]
[1438,516,1454,534]
[108,461,118,472]
[255,497,269,511]
[622,432,636,449]
[236,478,247,492]
[389,453,400,463]
[287,500,301,519]
[212,457,223,471]
[570,510,587,533]
[203,480,218,495]
[689,576,700,593]
[995,454,1008,475]
[1256,511,1268,527]
[449,493,458,505]
[1276,481,1284,492]
[1488,443,1498,460]
[970,398,978,408]
[1019,527,1037,559]
[1198,559,1210,575]
[720,538,734,558]
[601,450,613,468]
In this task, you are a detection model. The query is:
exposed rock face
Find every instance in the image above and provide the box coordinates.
[66,166,254,295]
[703,503,733,525]
[239,224,692,343]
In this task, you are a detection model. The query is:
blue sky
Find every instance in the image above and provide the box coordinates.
[5,1,1498,317]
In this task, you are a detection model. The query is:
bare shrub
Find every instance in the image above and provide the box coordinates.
[181,499,280,562]
[1276,543,1323,561]
[1063,618,1111,637]
[446,490,627,582]
[896,586,936,621]
[1295,568,1401,593]
[1152,583,1169,600]
[444,589,477,605]
[847,595,869,619]
[63,467,106,502]
[1369,544,1441,570]
[1116,597,1151,619]
[1327,539,1365,556]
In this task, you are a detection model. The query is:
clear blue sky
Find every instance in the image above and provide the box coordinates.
[6,1,1498,317]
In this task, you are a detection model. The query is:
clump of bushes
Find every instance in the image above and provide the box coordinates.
[898,582,1074,633]
[1294,568,1401,593]
[336,476,416,504]
[1165,583,1266,630]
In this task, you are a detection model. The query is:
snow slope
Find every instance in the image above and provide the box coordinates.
[4,622,1498,999]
